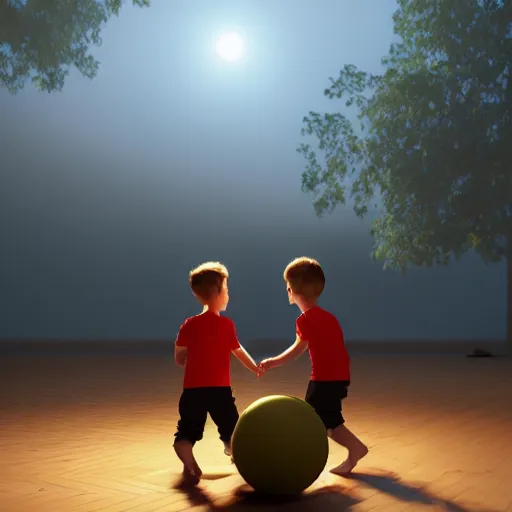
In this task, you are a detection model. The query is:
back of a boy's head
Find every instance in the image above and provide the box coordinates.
[189,261,229,301]
[284,257,325,299]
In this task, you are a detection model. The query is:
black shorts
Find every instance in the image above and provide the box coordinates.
[174,386,239,445]
[305,380,350,430]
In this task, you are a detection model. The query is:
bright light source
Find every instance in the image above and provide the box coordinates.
[216,32,244,62]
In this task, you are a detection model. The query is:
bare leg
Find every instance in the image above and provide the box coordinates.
[328,425,368,476]
[223,441,234,463]
[174,440,202,484]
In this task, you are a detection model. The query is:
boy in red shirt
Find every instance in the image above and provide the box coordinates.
[173,261,260,485]
[259,257,368,476]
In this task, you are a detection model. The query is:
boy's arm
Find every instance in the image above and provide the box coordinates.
[174,344,187,368]
[263,335,308,369]
[233,345,260,375]
[174,319,191,368]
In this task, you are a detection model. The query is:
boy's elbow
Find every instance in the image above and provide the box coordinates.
[174,352,185,365]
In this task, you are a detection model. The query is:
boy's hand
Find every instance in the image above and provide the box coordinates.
[259,358,277,373]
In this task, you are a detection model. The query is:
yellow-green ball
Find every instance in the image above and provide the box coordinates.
[232,395,328,495]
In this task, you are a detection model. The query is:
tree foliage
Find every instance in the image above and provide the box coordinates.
[298,0,512,272]
[0,0,150,94]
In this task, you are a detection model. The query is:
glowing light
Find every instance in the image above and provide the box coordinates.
[216,32,244,62]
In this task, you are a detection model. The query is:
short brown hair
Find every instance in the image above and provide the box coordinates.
[284,257,325,299]
[189,261,229,302]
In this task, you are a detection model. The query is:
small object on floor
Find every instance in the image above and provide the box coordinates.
[466,348,494,358]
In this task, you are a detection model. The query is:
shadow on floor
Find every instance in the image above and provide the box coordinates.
[348,470,490,512]
[173,469,497,512]
[174,480,360,511]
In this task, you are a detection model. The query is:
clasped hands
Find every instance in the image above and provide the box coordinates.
[256,357,277,378]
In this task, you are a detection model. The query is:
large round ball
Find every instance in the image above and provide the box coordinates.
[232,395,328,495]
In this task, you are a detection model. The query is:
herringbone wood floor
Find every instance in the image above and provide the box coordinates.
[1,352,511,511]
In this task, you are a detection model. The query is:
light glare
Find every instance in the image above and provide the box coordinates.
[216,32,244,62]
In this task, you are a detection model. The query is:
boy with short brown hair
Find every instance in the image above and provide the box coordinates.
[173,261,260,485]
[259,256,368,475]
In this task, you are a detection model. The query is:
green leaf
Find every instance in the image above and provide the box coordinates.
[1,0,151,94]
[298,0,512,272]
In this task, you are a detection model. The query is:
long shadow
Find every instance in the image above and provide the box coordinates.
[171,479,215,509]
[172,479,360,511]
[348,470,490,512]
[172,468,495,512]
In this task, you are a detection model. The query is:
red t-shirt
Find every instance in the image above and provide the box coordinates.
[296,306,350,381]
[175,311,241,389]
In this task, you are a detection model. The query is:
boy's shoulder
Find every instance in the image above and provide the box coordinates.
[298,307,344,340]
[298,307,342,331]
[320,307,339,322]
[181,313,235,328]
[299,306,338,322]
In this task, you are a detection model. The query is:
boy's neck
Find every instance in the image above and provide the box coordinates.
[298,299,318,313]
[202,304,221,315]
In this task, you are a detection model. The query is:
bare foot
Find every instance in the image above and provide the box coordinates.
[329,458,353,476]
[330,445,369,476]
[177,467,201,488]
[174,441,203,481]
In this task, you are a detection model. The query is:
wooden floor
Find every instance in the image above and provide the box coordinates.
[1,351,512,511]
